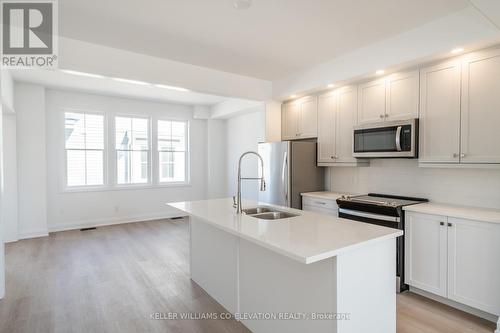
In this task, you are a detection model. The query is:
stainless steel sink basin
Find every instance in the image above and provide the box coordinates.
[249,211,299,220]
[242,207,274,215]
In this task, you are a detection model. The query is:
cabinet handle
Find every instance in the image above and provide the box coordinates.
[379,114,384,119]
[334,155,339,159]
[440,222,444,226]
[460,153,466,158]
[330,156,335,159]
[453,153,459,158]
[384,114,389,118]
[448,222,453,227]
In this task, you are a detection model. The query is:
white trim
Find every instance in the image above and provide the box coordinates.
[409,287,498,323]
[18,229,50,240]
[47,211,186,233]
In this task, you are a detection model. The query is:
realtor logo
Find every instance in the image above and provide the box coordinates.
[1,0,58,67]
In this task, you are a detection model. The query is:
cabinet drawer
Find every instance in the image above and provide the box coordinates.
[303,205,338,217]
[302,196,338,210]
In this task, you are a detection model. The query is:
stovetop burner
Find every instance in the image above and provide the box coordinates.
[338,193,428,208]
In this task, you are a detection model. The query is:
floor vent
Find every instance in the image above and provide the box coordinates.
[80,227,97,231]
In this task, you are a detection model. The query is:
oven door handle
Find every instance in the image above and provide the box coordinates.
[339,208,400,223]
[395,126,402,152]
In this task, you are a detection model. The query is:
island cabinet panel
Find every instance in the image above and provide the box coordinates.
[189,218,238,314]
[239,237,397,333]
[405,212,448,297]
[238,239,336,333]
[460,49,500,164]
[447,217,500,315]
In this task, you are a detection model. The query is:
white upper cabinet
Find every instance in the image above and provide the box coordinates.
[358,71,419,124]
[317,86,361,166]
[405,212,448,297]
[386,70,419,121]
[358,79,386,124]
[447,217,500,315]
[281,96,317,140]
[299,96,318,138]
[335,86,358,163]
[460,49,500,164]
[317,92,337,163]
[419,60,461,164]
[281,102,299,140]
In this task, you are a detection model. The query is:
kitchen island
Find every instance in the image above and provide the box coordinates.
[168,198,403,333]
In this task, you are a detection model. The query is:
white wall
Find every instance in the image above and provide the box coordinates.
[15,83,48,239]
[1,70,14,113]
[43,89,210,232]
[226,107,265,201]
[328,160,500,209]
[206,119,227,199]
[2,114,18,242]
[0,101,5,299]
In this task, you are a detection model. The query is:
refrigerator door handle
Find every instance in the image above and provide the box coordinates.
[281,151,288,203]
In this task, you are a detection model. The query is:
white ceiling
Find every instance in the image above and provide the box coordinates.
[10,69,245,106]
[58,0,470,80]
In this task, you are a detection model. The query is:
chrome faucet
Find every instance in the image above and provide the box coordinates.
[234,151,266,214]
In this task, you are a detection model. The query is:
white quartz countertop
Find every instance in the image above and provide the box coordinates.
[404,202,500,224]
[168,198,402,265]
[300,191,349,200]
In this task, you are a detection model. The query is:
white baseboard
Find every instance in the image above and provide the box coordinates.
[47,211,186,233]
[409,287,498,323]
[18,229,49,240]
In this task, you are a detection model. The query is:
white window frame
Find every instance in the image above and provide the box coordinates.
[62,108,108,192]
[156,118,190,186]
[113,114,152,188]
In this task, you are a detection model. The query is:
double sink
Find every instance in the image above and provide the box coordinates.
[242,207,299,220]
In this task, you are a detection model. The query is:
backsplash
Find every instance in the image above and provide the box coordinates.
[328,159,500,209]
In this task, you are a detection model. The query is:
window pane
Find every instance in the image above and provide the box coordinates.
[86,150,103,185]
[65,113,85,149]
[67,150,86,186]
[158,120,172,151]
[115,117,149,150]
[115,117,132,150]
[132,118,149,150]
[159,151,185,182]
[171,121,186,152]
[85,114,104,150]
[117,151,148,184]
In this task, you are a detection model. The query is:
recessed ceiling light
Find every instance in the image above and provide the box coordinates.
[290,94,297,98]
[60,69,105,79]
[327,84,335,88]
[451,48,464,54]
[154,84,190,92]
[234,0,252,9]
[112,77,149,85]
[375,70,385,75]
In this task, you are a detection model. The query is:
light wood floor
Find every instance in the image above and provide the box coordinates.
[0,219,496,333]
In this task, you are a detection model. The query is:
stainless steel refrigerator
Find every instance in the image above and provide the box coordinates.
[258,141,325,209]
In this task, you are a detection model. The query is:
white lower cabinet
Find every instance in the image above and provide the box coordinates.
[447,217,500,315]
[302,196,338,216]
[405,212,447,297]
[405,212,500,316]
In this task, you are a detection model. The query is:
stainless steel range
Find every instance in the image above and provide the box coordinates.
[336,193,428,292]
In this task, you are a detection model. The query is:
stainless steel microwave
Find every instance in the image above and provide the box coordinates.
[353,119,418,158]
